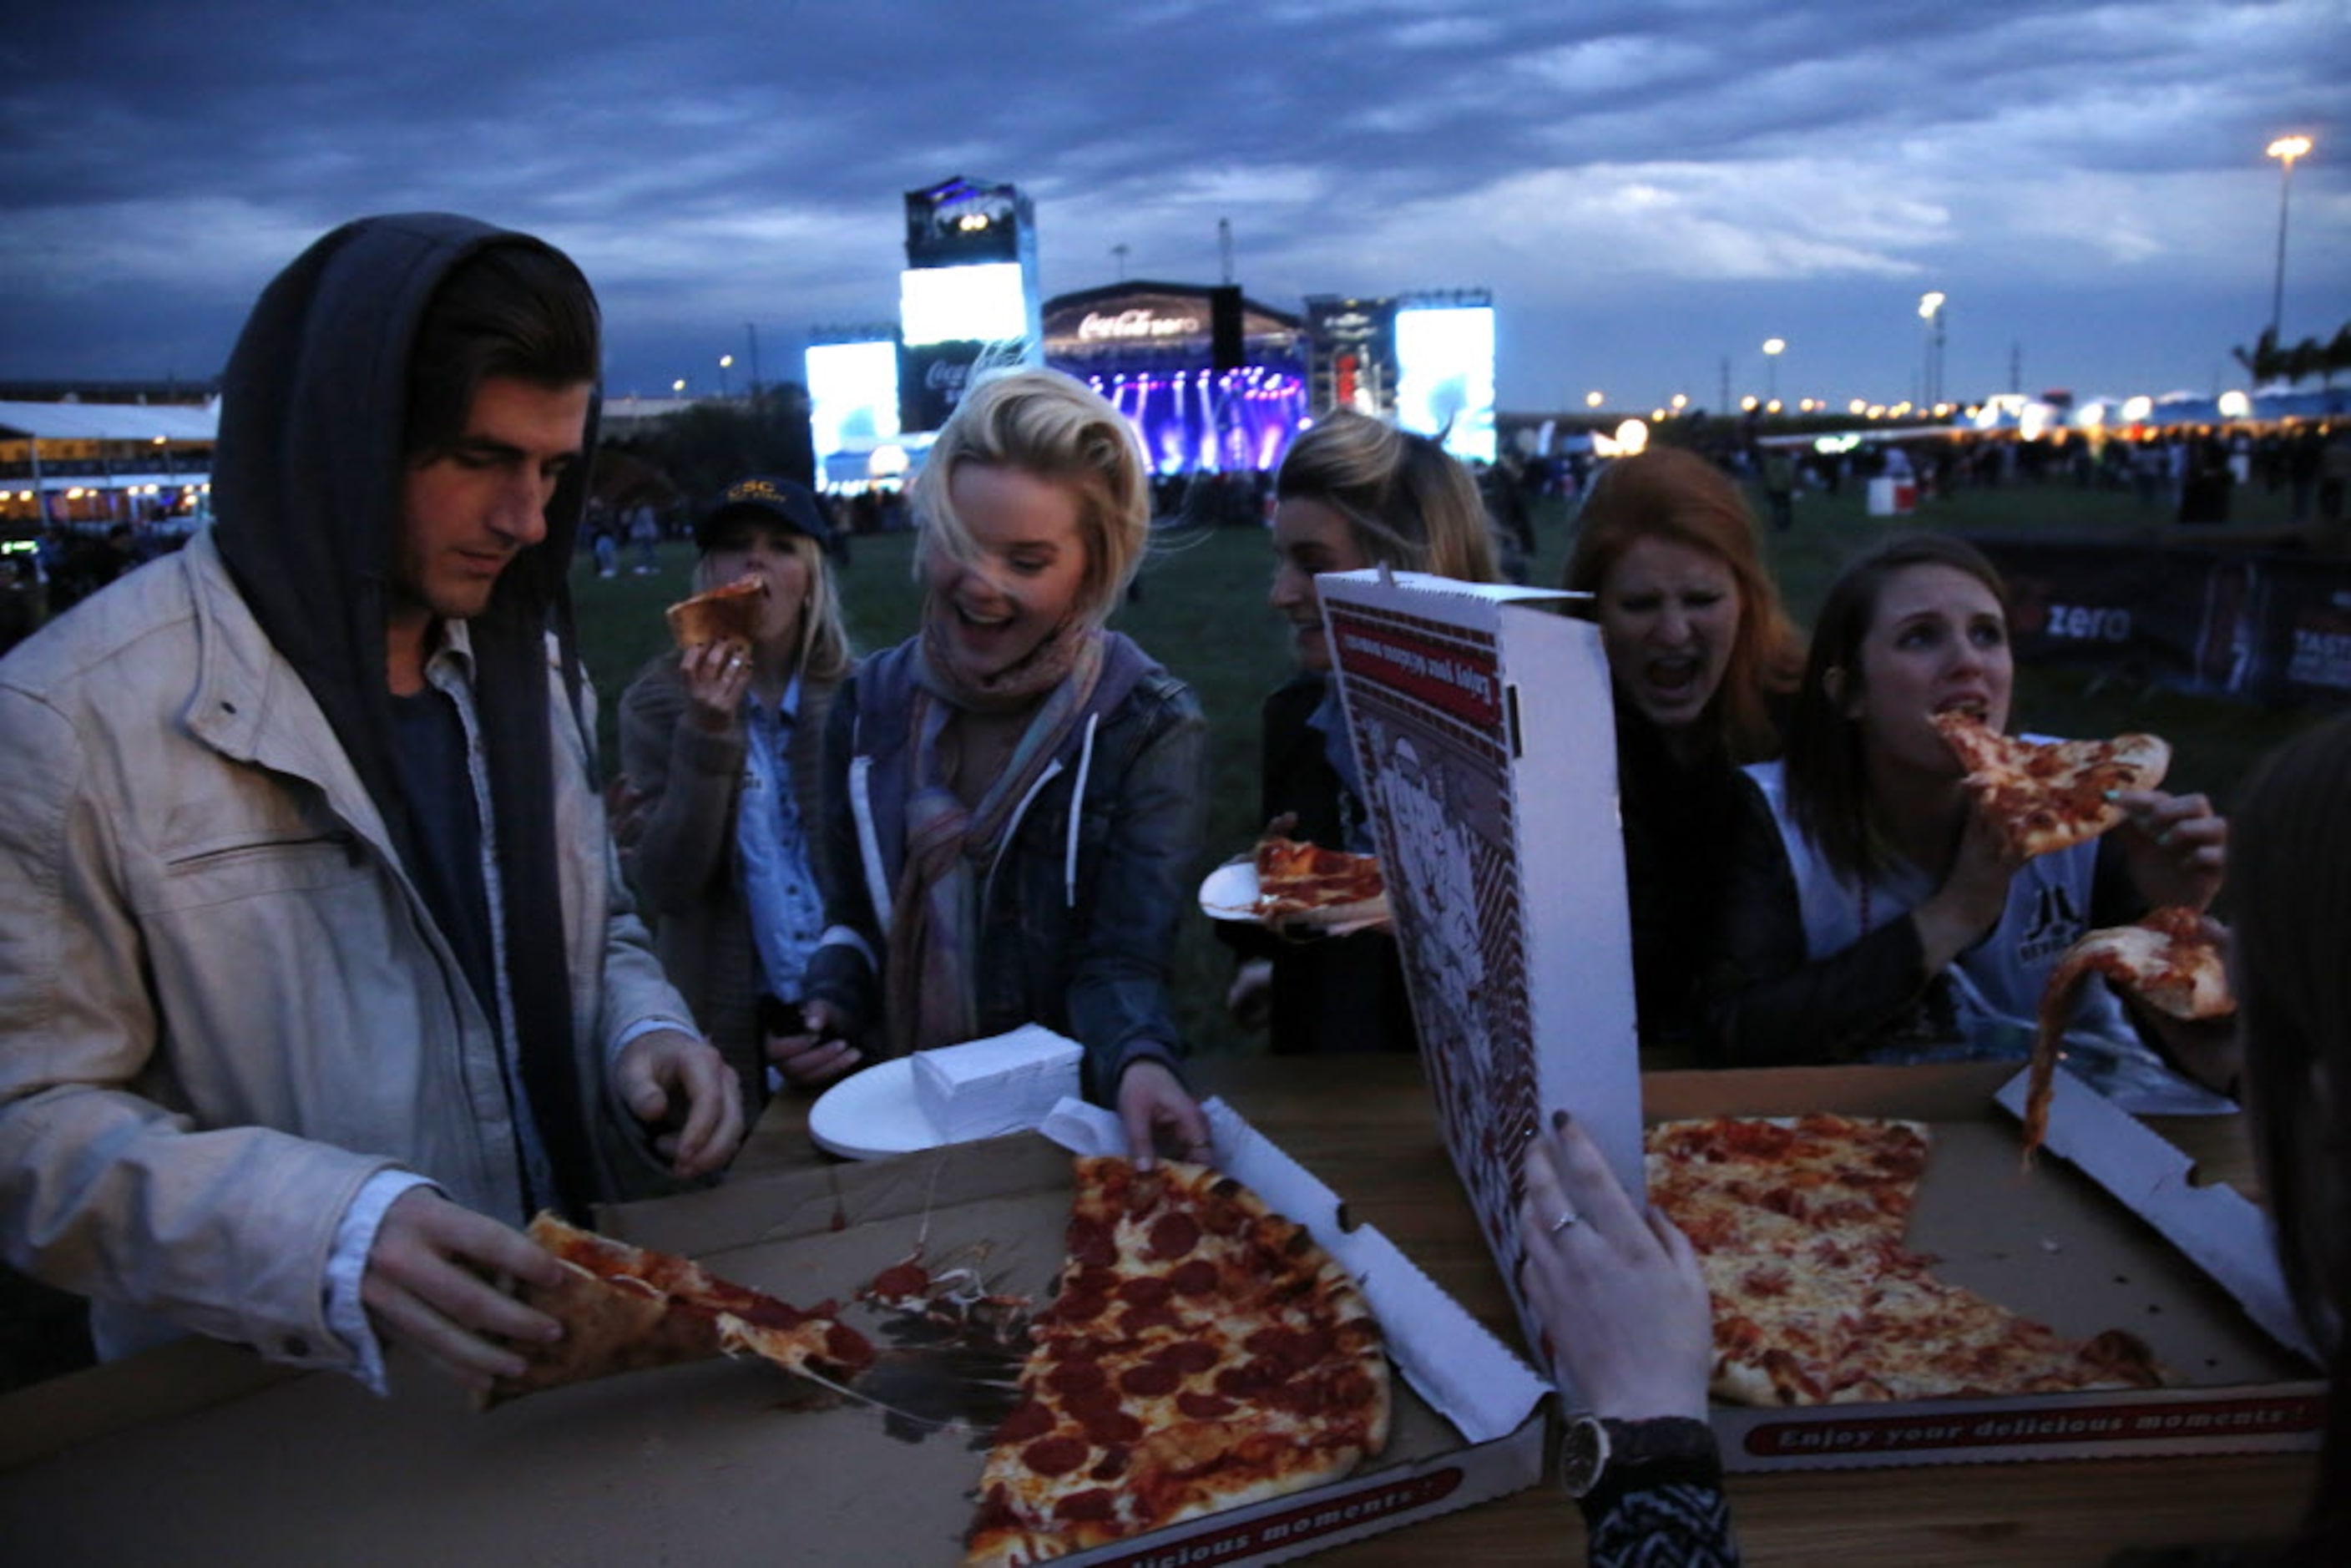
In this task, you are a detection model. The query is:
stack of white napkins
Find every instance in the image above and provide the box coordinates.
[914,1024,1086,1143]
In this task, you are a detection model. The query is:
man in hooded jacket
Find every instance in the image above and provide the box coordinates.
[0,214,742,1393]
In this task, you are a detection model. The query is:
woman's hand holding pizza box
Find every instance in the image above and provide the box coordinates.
[1518,1112,1711,1425]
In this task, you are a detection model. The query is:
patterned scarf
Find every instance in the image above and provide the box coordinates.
[884,604,1105,1058]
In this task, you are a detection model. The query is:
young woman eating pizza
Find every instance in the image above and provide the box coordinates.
[778,370,1211,1165]
[614,478,852,1118]
[1702,534,2235,1098]
[1219,412,1504,1055]
[1560,448,1802,1060]
[1517,714,2351,1566]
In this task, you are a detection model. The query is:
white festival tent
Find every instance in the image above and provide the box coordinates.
[0,400,220,528]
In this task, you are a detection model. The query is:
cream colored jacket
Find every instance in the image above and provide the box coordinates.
[0,533,687,1373]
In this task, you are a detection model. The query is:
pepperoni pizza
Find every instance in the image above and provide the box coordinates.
[1251,833,1388,930]
[964,1157,1390,1567]
[1930,711,2171,859]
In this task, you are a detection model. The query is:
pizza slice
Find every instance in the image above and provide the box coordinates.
[663,574,767,652]
[2020,907,2236,1162]
[483,1212,875,1406]
[1646,1115,2166,1405]
[1251,831,1388,932]
[1643,1113,1930,1252]
[965,1157,1389,1568]
[1931,711,2171,859]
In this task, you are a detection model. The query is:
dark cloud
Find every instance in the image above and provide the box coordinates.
[1,0,2342,407]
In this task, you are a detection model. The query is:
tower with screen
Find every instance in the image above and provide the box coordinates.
[898,176,1044,433]
[805,328,903,490]
[1393,291,1496,464]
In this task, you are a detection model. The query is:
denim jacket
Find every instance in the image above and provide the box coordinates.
[803,630,1206,1099]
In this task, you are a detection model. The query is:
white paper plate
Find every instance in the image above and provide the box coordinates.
[1196,856,1389,934]
[1196,859,1261,922]
[807,1058,943,1161]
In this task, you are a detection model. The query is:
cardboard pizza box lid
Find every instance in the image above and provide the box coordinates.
[1995,1065,2312,1361]
[1313,567,1638,1384]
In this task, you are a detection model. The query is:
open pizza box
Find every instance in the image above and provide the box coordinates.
[1316,568,2326,1474]
[0,1100,1550,1566]
[1648,1063,2324,1470]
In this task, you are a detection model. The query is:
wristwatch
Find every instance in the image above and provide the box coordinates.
[1557,1413,1722,1505]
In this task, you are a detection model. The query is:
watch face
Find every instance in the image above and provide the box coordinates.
[1556,1412,1610,1499]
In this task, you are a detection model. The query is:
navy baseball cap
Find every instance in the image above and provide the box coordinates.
[695,475,832,552]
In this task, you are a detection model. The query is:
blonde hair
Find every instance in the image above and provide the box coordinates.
[692,527,852,683]
[912,368,1150,625]
[1274,412,1501,583]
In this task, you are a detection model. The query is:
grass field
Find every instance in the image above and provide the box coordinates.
[569,471,2327,1062]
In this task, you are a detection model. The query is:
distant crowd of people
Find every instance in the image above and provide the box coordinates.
[0,213,2341,1564]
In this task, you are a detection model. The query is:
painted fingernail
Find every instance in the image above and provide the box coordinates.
[1552,1110,1570,1130]
[2101,789,2120,802]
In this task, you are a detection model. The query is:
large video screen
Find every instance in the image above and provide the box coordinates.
[805,341,901,478]
[905,177,1025,266]
[900,262,1029,348]
[1394,305,1496,464]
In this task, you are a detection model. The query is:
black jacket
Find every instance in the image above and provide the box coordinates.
[1220,673,1418,1055]
[1614,699,1757,1060]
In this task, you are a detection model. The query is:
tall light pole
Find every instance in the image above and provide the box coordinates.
[2267,135,2313,343]
[718,354,734,399]
[1762,338,1785,407]
[1918,292,1946,411]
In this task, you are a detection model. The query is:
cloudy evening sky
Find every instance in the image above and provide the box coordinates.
[3,0,2344,416]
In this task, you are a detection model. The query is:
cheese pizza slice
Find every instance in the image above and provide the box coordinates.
[663,574,766,652]
[2020,908,2235,1162]
[1931,711,2171,859]
[1646,1115,2166,1405]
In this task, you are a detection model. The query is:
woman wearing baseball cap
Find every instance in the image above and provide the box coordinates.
[616,476,853,1115]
